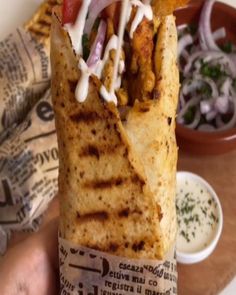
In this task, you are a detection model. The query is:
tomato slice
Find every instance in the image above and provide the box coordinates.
[62,0,82,25]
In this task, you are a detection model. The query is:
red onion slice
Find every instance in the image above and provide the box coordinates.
[182,49,189,60]
[230,85,236,97]
[206,109,217,121]
[177,24,188,32]
[184,51,209,75]
[182,79,203,96]
[215,114,224,128]
[198,124,216,131]
[221,78,231,97]
[85,0,121,35]
[195,74,219,98]
[200,100,214,114]
[217,97,236,131]
[177,96,201,124]
[186,109,201,129]
[214,96,229,114]
[178,34,193,57]
[87,20,107,67]
[212,27,226,41]
[198,0,220,51]
[229,53,236,67]
[179,91,186,108]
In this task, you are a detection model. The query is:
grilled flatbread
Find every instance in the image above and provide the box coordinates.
[51,2,180,259]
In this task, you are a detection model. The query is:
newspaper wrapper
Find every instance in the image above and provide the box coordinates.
[0,17,58,253]
[0,26,50,133]
[0,89,58,254]
[59,237,177,295]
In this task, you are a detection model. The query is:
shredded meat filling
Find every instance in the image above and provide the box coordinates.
[99,0,188,109]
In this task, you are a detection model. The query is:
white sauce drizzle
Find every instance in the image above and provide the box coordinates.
[100,85,118,105]
[75,59,92,103]
[95,35,118,79]
[66,0,153,104]
[65,0,91,55]
[75,35,118,103]
[110,0,130,94]
[130,0,153,38]
[119,60,125,74]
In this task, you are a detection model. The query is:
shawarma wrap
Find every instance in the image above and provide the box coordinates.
[51,0,186,260]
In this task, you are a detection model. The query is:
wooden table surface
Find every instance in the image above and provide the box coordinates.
[178,149,236,295]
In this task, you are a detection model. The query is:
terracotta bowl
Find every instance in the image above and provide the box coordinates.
[174,0,236,155]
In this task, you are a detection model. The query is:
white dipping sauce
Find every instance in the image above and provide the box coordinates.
[176,175,219,253]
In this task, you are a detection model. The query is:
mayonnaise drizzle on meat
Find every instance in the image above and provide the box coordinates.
[100,85,118,104]
[75,59,91,103]
[130,0,153,38]
[76,35,120,103]
[66,0,153,105]
[111,0,129,93]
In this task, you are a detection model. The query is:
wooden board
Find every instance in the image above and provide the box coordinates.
[178,150,236,295]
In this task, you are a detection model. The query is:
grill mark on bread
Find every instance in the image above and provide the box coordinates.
[83,174,146,190]
[118,208,143,218]
[28,27,49,38]
[70,111,102,123]
[83,177,125,189]
[79,143,122,159]
[131,175,145,186]
[118,208,130,217]
[132,241,145,252]
[38,19,51,27]
[80,145,100,159]
[77,211,108,223]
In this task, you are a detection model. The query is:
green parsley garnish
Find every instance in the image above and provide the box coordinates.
[187,23,198,36]
[200,62,226,80]
[180,230,190,243]
[220,41,233,53]
[198,84,212,98]
[184,106,196,124]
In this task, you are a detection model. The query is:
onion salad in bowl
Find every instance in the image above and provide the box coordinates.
[177,0,236,132]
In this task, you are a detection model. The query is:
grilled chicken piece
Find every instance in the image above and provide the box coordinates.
[128,18,155,103]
